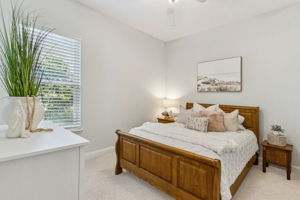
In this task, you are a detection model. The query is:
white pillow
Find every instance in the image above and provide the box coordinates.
[219,107,246,131]
[176,105,186,124]
[177,104,221,125]
[223,110,239,131]
[192,103,205,112]
[238,115,246,130]
[239,124,246,130]
[207,104,220,112]
[238,115,245,124]
[177,105,200,124]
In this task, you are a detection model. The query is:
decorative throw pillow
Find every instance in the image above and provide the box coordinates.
[176,105,186,124]
[238,115,245,124]
[177,104,220,125]
[186,116,209,132]
[218,107,246,131]
[177,105,201,124]
[223,110,239,131]
[238,115,246,130]
[192,103,205,112]
[200,110,226,132]
[199,104,221,116]
[206,104,220,112]
[194,104,220,115]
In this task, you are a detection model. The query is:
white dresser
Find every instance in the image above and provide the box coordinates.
[0,122,89,200]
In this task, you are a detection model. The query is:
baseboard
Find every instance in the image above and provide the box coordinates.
[258,157,300,174]
[85,146,114,160]
[293,165,300,174]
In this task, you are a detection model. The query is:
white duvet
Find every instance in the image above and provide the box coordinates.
[129,122,258,200]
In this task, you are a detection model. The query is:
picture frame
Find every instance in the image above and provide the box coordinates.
[197,56,242,92]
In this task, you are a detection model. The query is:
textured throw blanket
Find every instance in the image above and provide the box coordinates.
[130,122,238,155]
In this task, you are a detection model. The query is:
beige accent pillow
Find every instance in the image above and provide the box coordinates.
[186,116,209,132]
[199,104,221,116]
[224,110,239,131]
[200,110,226,132]
[178,104,220,126]
[192,103,205,112]
[206,104,220,112]
[218,107,244,131]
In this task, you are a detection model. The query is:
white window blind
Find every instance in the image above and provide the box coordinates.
[38,32,81,128]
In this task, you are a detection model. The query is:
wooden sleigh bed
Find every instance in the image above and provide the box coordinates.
[115,103,259,200]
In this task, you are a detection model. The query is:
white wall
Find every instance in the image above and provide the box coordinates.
[1,0,299,166]
[165,4,300,166]
[0,0,165,152]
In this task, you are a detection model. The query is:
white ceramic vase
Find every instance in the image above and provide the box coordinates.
[3,97,45,138]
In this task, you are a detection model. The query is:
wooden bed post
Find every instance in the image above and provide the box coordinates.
[115,130,123,175]
[254,152,259,165]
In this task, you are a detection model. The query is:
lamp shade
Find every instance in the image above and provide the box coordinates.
[162,98,177,108]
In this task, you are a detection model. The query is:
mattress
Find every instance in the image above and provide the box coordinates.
[129,122,259,200]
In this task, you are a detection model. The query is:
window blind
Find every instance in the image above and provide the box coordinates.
[38,32,81,128]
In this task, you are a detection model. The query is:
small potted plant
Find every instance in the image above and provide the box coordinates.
[271,125,285,136]
[267,124,287,146]
[0,3,53,137]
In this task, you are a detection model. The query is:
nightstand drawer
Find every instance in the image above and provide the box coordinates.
[262,140,293,180]
[266,148,287,166]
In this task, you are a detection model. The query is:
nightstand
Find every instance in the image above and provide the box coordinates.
[262,140,293,180]
[157,117,176,123]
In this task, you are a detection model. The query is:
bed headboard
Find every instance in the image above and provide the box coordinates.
[186,103,260,142]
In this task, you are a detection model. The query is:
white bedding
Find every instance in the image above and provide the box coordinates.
[129,122,258,200]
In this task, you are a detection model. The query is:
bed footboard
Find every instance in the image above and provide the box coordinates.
[115,130,221,200]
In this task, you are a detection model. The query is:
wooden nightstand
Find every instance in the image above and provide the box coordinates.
[157,117,176,123]
[262,140,293,180]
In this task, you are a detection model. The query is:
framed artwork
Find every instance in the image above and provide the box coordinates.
[197,57,242,92]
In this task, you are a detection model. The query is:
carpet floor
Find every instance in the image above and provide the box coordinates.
[85,152,300,200]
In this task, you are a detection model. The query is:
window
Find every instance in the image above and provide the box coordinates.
[38,32,81,128]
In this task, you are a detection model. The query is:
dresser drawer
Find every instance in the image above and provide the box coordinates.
[266,148,287,166]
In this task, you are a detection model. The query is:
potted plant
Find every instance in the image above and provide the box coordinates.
[267,124,287,146]
[270,125,285,136]
[0,3,53,137]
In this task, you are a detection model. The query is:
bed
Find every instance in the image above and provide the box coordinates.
[115,103,259,200]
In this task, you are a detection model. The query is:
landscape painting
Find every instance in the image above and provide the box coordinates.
[197,57,242,92]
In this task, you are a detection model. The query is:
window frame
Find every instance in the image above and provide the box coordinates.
[37,31,83,131]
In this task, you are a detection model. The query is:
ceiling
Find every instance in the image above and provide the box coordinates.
[77,0,300,41]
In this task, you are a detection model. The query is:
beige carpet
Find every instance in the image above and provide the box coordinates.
[85,152,300,200]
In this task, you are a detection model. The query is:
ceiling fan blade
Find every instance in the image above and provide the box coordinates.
[169,0,179,4]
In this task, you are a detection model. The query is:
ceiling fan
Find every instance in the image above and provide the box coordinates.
[167,0,207,15]
[167,0,207,27]
[169,0,207,4]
